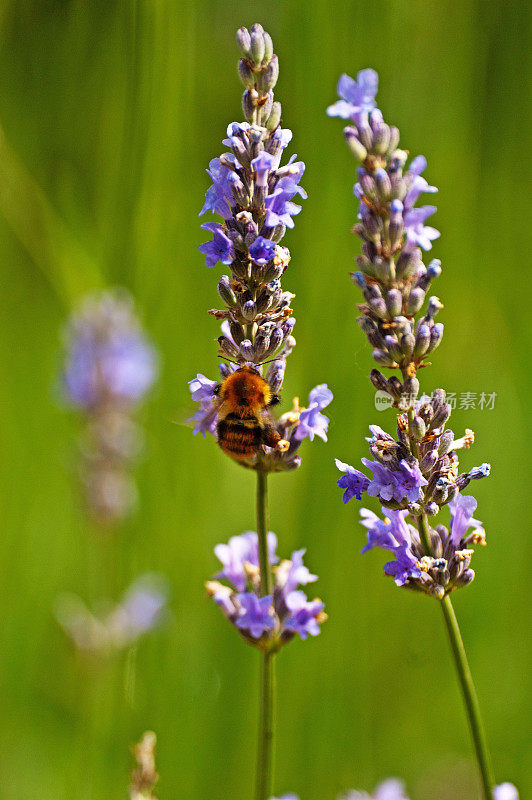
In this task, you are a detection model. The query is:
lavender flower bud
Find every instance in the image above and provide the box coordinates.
[249,26,265,64]
[406,287,425,316]
[218,276,236,307]
[421,449,439,473]
[431,402,452,429]
[260,55,279,92]
[242,300,257,321]
[368,297,389,320]
[236,27,251,56]
[242,89,255,121]
[265,361,284,394]
[384,334,403,362]
[266,101,282,130]
[374,168,391,200]
[396,247,421,280]
[427,322,444,352]
[385,289,402,317]
[239,339,255,360]
[373,349,396,367]
[238,58,255,89]
[403,375,419,399]
[218,335,239,359]
[400,333,415,358]
[413,324,430,358]
[259,27,272,57]
[344,127,368,161]
[412,416,426,440]
[229,321,245,345]
[375,257,396,282]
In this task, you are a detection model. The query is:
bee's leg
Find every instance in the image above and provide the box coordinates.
[213,383,222,395]
[261,424,281,448]
[268,394,281,407]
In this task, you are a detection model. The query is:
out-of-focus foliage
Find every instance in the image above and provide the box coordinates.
[0,1,529,798]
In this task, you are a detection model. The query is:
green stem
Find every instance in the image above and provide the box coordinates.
[255,469,276,800]
[255,649,276,800]
[256,469,272,596]
[440,594,495,799]
[401,369,494,797]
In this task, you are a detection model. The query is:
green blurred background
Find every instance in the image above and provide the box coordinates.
[0,0,530,798]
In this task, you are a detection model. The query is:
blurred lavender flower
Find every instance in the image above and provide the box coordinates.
[61,290,158,524]
[63,290,157,409]
[55,573,169,653]
[189,22,331,472]
[206,531,326,649]
[494,784,519,800]
[269,779,410,800]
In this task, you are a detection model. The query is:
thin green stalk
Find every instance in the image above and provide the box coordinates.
[255,469,276,800]
[402,370,494,797]
[255,649,276,800]
[440,594,495,800]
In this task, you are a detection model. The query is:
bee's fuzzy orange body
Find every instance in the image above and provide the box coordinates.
[215,366,280,462]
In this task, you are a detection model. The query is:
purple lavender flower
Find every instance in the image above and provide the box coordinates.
[293,385,333,442]
[494,784,519,800]
[359,507,422,586]
[116,574,169,637]
[214,531,278,592]
[207,530,325,648]
[383,540,423,586]
[336,459,371,503]
[403,205,440,251]
[449,494,483,546]
[199,158,236,218]
[63,293,157,409]
[61,291,157,524]
[363,458,427,503]
[235,592,275,638]
[249,235,276,264]
[269,796,299,800]
[344,779,410,800]
[326,69,379,120]
[198,222,235,268]
[360,507,409,553]
[251,151,276,187]
[283,591,324,639]
[282,549,318,595]
[187,373,218,437]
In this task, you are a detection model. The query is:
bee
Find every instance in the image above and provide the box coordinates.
[214,364,287,463]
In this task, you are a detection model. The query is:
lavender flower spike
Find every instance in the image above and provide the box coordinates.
[329,63,499,800]
[189,23,331,472]
[61,289,157,524]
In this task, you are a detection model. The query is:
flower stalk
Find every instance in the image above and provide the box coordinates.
[440,594,495,800]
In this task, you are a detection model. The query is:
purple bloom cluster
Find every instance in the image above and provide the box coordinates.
[63,291,157,410]
[189,23,332,472]
[62,290,158,524]
[206,531,326,648]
